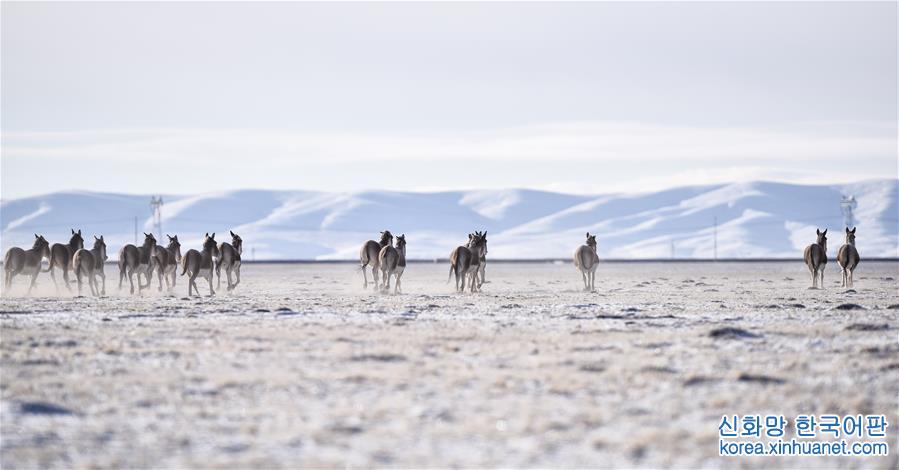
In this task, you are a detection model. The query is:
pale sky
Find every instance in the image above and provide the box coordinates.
[2,1,896,199]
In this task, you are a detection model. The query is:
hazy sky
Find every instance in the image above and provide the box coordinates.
[2,1,896,199]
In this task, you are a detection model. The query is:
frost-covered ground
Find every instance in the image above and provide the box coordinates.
[1,262,898,468]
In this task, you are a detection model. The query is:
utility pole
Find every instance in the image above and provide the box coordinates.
[713,216,718,261]
[150,196,164,240]
[670,240,675,259]
[840,195,857,230]
[251,246,256,262]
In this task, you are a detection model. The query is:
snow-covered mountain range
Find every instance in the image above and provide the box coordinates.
[2,180,896,260]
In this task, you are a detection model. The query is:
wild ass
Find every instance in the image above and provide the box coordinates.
[378,234,406,294]
[803,228,828,289]
[448,232,486,293]
[837,227,860,288]
[216,231,242,291]
[119,233,157,294]
[360,231,393,290]
[181,233,220,296]
[475,231,488,289]
[72,236,107,296]
[152,235,182,292]
[574,232,600,292]
[3,234,51,295]
[46,229,84,293]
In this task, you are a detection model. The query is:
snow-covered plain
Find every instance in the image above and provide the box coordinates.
[1,261,897,467]
[2,180,896,260]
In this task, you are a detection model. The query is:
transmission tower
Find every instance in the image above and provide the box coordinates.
[840,195,857,229]
[150,196,164,240]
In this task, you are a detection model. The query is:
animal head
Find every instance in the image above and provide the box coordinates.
[474,230,488,255]
[204,232,220,257]
[586,232,597,250]
[379,230,394,246]
[230,230,243,255]
[143,232,157,248]
[815,228,828,249]
[167,234,182,262]
[468,231,487,256]
[92,235,108,262]
[395,234,406,250]
[845,226,856,245]
[33,234,50,257]
[69,228,85,250]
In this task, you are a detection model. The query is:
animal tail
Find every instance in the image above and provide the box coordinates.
[3,250,11,272]
[447,264,454,284]
[180,257,188,276]
[43,255,54,272]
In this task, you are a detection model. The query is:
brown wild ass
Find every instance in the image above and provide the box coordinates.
[119,233,157,294]
[46,229,84,293]
[574,232,600,291]
[152,235,182,292]
[475,231,488,288]
[3,234,51,295]
[72,236,107,296]
[378,234,406,294]
[181,233,220,296]
[448,232,486,293]
[216,231,242,291]
[360,231,393,290]
[803,228,828,289]
[837,227,860,288]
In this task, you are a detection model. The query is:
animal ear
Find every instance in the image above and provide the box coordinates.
[71,228,75,234]
[95,235,99,241]
[211,232,215,239]
[851,227,856,233]
[100,235,104,241]
[823,229,827,235]
[35,233,39,238]
[78,230,81,235]
[230,230,235,237]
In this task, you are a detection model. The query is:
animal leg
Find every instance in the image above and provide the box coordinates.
[49,265,60,293]
[27,271,39,296]
[128,269,135,294]
[234,265,240,289]
[75,267,84,295]
[372,267,380,291]
[99,272,106,296]
[226,266,234,291]
[216,259,222,289]
[207,271,216,296]
[61,264,72,293]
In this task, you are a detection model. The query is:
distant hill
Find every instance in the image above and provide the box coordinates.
[2,180,896,260]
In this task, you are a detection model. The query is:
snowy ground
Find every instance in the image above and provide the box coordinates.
[1,261,898,468]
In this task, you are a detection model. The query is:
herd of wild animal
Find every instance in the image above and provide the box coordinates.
[2,230,242,296]
[2,226,862,296]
